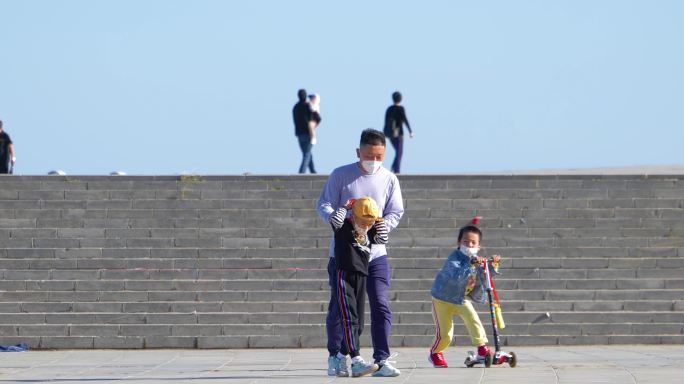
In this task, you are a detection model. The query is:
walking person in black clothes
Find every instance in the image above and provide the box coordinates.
[0,120,16,174]
[293,89,316,174]
[383,91,414,174]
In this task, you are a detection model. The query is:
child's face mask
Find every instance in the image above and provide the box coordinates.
[459,244,479,257]
[459,231,481,257]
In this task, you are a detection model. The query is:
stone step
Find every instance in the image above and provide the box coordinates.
[1,199,680,216]
[5,194,684,204]
[6,225,684,240]
[3,247,683,261]
[4,235,684,252]
[4,257,684,277]
[1,271,683,289]
[2,288,684,302]
[5,231,684,249]
[396,311,684,324]
[0,311,681,326]
[1,300,680,313]
[6,215,684,231]
[2,331,683,349]
[2,277,684,293]
[1,322,682,339]
[4,263,684,280]
[1,220,668,234]
[391,289,684,301]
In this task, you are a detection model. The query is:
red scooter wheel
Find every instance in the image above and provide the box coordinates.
[509,352,517,368]
[484,353,492,368]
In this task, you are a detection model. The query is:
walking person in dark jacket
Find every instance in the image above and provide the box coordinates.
[293,89,316,174]
[383,91,413,174]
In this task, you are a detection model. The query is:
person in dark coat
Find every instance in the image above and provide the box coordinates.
[293,89,316,173]
[383,91,414,174]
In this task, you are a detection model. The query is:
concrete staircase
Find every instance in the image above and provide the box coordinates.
[0,174,682,349]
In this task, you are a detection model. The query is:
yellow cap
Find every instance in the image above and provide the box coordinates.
[352,196,381,221]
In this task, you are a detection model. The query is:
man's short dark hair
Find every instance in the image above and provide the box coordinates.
[0,120,3,129]
[297,89,307,101]
[458,225,482,243]
[392,91,402,103]
[360,129,386,147]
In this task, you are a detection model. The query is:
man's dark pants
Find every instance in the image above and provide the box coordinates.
[327,256,392,363]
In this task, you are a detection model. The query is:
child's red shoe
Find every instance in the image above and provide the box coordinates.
[477,345,491,357]
[428,352,448,368]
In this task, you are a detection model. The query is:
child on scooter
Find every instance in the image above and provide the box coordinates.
[428,219,501,368]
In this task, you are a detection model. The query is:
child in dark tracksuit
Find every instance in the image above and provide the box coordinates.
[329,196,388,378]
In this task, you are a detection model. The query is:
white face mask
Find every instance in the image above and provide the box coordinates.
[459,244,479,257]
[361,160,382,174]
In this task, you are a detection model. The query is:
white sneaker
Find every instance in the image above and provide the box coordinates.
[327,356,338,376]
[336,355,350,377]
[351,357,378,377]
[372,360,401,377]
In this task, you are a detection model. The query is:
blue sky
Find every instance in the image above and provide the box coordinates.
[1,0,683,175]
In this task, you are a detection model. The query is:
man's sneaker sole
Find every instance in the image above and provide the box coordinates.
[351,363,379,377]
[371,363,401,377]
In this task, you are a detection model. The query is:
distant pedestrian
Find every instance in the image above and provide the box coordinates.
[308,94,322,145]
[293,89,316,174]
[0,120,16,174]
[383,91,413,174]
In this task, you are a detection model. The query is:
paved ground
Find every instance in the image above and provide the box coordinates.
[0,346,682,383]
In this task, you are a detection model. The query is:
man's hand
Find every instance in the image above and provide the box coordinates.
[10,156,16,165]
[329,207,347,230]
[373,220,389,244]
[343,198,356,209]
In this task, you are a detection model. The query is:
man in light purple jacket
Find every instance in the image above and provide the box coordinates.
[317,129,404,377]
